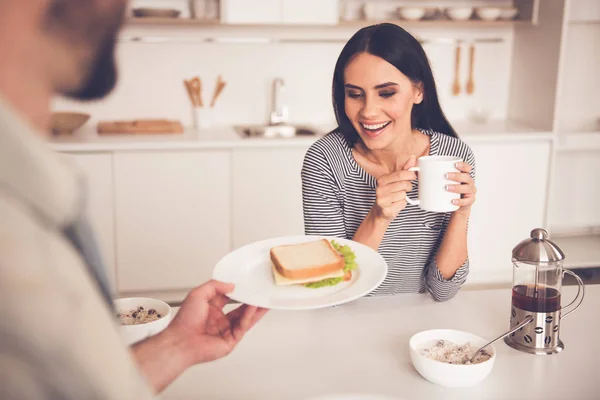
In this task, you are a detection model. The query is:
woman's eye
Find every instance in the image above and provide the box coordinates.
[346,92,363,99]
[380,92,396,98]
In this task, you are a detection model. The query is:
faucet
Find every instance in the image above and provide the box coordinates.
[270,77,288,125]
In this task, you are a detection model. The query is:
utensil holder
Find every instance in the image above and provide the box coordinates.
[192,107,213,129]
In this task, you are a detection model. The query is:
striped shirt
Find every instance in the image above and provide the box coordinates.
[300,129,476,301]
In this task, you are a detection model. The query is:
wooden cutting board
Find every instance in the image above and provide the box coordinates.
[97,119,184,134]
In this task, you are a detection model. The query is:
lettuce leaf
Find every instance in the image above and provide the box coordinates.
[304,240,357,289]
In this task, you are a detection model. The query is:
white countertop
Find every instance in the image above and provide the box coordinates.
[50,120,553,153]
[162,285,599,400]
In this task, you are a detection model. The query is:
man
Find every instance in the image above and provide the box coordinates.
[0,1,267,398]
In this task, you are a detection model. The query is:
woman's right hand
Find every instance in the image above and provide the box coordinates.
[373,156,417,220]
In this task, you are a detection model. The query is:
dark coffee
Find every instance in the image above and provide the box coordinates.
[512,284,561,312]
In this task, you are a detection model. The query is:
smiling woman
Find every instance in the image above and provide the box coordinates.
[301,23,477,301]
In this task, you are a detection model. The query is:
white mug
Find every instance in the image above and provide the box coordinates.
[406,156,462,213]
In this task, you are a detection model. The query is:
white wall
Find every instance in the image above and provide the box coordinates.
[53,25,514,130]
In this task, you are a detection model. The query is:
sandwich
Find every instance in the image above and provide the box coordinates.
[270,239,358,288]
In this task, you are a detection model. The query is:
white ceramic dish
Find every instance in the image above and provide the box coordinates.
[475,7,502,21]
[445,7,474,21]
[409,329,496,388]
[114,297,171,346]
[499,7,519,20]
[398,7,426,21]
[212,235,388,310]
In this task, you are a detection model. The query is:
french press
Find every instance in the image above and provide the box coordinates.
[504,228,585,355]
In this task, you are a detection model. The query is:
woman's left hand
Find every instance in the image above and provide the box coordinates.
[445,162,476,216]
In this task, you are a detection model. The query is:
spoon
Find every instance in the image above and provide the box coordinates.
[468,315,534,364]
[452,43,461,96]
[466,43,476,95]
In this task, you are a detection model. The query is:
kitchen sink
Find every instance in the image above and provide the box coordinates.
[234,124,321,139]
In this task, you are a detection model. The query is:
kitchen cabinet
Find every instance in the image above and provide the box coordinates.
[66,153,117,288]
[231,146,310,249]
[220,0,338,25]
[568,0,600,22]
[548,151,600,233]
[113,150,231,292]
[465,140,552,284]
[281,0,339,25]
[220,0,281,24]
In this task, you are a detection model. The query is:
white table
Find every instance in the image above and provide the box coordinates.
[162,286,599,400]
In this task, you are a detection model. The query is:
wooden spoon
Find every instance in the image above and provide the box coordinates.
[466,44,476,95]
[210,75,227,107]
[452,43,461,96]
[190,77,203,107]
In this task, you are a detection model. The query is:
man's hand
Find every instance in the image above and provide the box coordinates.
[132,280,268,393]
[168,280,268,363]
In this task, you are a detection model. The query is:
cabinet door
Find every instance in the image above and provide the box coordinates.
[231,146,310,249]
[114,151,231,292]
[220,0,281,24]
[568,0,600,21]
[465,140,552,285]
[548,151,600,232]
[281,0,339,24]
[65,153,116,288]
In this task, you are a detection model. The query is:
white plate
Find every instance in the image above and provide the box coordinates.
[212,235,387,310]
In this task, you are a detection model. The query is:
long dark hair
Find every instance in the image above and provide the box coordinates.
[332,23,457,146]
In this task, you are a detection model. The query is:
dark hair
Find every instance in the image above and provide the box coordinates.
[332,23,457,146]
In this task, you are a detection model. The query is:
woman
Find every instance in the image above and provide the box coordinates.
[301,23,476,301]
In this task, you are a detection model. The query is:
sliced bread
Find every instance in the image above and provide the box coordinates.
[270,239,344,280]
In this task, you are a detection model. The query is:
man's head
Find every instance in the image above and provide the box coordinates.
[0,0,127,111]
[41,0,127,99]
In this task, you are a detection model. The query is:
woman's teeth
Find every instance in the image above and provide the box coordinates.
[360,121,391,135]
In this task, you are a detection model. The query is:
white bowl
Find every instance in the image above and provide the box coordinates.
[445,7,474,21]
[499,7,519,20]
[398,7,426,21]
[114,297,171,345]
[475,7,502,21]
[409,329,496,388]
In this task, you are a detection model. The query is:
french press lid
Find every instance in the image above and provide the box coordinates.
[512,228,565,263]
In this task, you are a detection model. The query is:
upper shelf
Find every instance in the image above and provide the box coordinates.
[126,17,531,29]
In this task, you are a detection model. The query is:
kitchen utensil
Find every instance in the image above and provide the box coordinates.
[452,44,461,96]
[466,44,475,95]
[212,235,387,310]
[189,76,203,107]
[468,315,534,363]
[210,75,226,107]
[504,228,585,355]
[132,8,181,18]
[97,119,184,134]
[409,329,496,388]
[184,80,197,106]
[405,156,462,213]
[50,112,90,135]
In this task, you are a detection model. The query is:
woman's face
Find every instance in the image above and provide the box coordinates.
[343,52,423,150]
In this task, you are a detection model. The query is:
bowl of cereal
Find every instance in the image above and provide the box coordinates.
[114,297,171,345]
[409,329,495,388]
